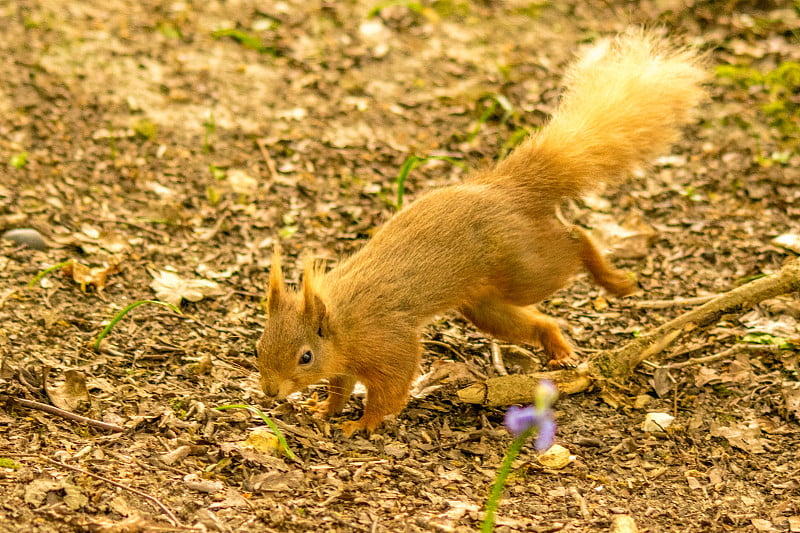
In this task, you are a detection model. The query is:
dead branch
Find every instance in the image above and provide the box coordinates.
[42,457,193,530]
[458,257,800,406]
[8,397,125,433]
[625,294,718,309]
[661,343,785,370]
[490,342,508,376]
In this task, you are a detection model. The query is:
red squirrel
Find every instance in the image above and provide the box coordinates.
[256,30,707,436]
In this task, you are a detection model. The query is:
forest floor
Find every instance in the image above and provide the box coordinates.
[1,1,799,532]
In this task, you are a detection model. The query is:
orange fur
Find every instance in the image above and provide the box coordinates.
[256,30,707,435]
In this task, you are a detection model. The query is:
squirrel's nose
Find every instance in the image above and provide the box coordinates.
[261,378,279,398]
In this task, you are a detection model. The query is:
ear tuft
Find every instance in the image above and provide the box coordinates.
[267,243,284,312]
[302,260,327,330]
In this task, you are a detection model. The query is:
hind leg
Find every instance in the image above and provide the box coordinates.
[570,226,637,297]
[461,299,575,368]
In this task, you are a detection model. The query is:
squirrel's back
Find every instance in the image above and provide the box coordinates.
[483,29,707,201]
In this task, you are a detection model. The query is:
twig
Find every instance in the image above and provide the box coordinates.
[567,486,591,521]
[196,214,228,242]
[625,295,718,309]
[91,217,170,239]
[97,342,127,358]
[10,397,124,433]
[422,339,466,360]
[594,258,800,380]
[42,457,192,529]
[662,343,785,370]
[490,343,508,376]
[459,257,800,406]
[257,139,278,178]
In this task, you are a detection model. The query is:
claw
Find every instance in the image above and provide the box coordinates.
[341,420,367,438]
[547,348,579,370]
[547,356,578,369]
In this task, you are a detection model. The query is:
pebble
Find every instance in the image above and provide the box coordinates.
[642,412,675,432]
[1,228,48,251]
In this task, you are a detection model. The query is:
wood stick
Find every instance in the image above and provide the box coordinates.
[490,343,508,376]
[42,457,191,529]
[10,397,125,433]
[592,257,800,381]
[458,257,800,406]
[625,294,718,309]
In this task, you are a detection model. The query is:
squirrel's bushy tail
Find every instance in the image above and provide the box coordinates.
[493,29,707,200]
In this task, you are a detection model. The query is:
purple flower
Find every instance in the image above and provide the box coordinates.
[503,380,558,451]
[504,405,538,437]
[533,415,556,451]
[534,379,558,410]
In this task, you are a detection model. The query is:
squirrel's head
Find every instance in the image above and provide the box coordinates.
[256,248,334,401]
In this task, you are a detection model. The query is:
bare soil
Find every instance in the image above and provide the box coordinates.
[1,1,799,532]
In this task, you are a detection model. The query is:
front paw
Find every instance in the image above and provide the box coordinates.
[301,392,332,417]
[341,419,367,438]
[341,413,386,437]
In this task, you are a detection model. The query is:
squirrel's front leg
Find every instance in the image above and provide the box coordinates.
[304,374,356,418]
[341,349,420,437]
[321,374,356,416]
[341,383,410,437]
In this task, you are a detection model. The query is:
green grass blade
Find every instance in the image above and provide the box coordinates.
[367,0,424,18]
[28,260,74,288]
[395,155,422,208]
[468,100,499,142]
[395,155,464,209]
[468,94,516,142]
[481,427,535,532]
[215,404,296,460]
[499,127,531,158]
[93,300,182,349]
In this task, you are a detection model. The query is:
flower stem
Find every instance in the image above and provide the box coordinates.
[481,427,534,532]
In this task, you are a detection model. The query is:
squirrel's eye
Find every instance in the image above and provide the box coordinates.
[299,350,313,365]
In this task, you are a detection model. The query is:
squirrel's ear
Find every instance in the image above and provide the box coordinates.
[302,261,327,333]
[267,244,284,312]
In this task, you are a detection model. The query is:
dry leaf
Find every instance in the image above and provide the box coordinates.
[243,428,282,456]
[248,470,304,492]
[772,233,800,254]
[148,269,224,306]
[441,499,480,520]
[62,258,122,292]
[93,512,151,533]
[588,212,657,259]
[709,420,768,454]
[183,473,224,493]
[160,445,192,466]
[781,381,800,419]
[24,479,64,506]
[642,412,675,432]
[227,169,258,196]
[694,366,720,387]
[610,515,639,533]
[45,369,91,411]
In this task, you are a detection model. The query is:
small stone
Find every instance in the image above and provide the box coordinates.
[538,444,574,469]
[2,228,47,251]
[642,412,675,432]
